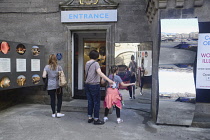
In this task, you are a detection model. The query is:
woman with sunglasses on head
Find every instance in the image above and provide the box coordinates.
[42,54,65,118]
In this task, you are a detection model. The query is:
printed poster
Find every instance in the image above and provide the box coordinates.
[31,59,40,71]
[196,33,210,89]
[16,59,26,72]
[0,58,11,73]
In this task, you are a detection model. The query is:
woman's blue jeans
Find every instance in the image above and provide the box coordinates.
[85,84,101,119]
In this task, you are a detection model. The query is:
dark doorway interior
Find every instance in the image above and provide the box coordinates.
[73,31,106,99]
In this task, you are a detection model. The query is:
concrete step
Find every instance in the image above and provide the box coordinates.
[62,100,110,113]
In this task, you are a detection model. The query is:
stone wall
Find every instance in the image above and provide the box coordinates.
[0,0,151,108]
[159,0,210,128]
[115,0,151,42]
[147,0,210,127]
[150,12,160,122]
[0,0,68,107]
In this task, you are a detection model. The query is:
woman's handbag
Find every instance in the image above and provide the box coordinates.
[58,71,67,87]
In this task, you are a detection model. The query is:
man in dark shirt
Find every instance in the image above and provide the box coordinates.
[128,55,137,99]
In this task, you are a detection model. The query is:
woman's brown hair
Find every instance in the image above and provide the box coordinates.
[48,54,57,70]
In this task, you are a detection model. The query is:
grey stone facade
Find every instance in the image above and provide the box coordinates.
[147,0,210,127]
[0,0,151,109]
[2,0,210,126]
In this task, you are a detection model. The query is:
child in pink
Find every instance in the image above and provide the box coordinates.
[101,65,135,124]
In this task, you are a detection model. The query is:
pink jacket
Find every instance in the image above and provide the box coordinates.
[104,88,122,109]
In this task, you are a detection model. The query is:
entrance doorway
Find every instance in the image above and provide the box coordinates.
[72,31,106,99]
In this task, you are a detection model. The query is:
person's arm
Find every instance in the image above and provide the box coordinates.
[42,70,47,78]
[120,82,135,87]
[96,68,114,84]
[128,62,132,71]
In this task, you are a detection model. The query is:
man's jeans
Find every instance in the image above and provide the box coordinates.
[85,84,101,119]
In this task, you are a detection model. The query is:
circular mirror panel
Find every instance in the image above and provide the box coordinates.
[17,75,26,86]
[32,46,40,56]
[0,41,10,54]
[0,76,11,88]
[16,44,26,55]
[32,74,40,84]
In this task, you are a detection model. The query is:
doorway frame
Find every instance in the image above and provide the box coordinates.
[67,25,113,97]
[75,32,106,90]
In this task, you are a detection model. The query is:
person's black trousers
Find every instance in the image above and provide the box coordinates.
[104,107,120,118]
[48,89,63,114]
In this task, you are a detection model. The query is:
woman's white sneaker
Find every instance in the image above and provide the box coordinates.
[57,113,65,117]
[117,119,123,124]
[103,117,108,122]
[52,114,56,118]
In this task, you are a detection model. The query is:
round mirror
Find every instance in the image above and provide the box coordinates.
[0,76,11,88]
[17,75,26,86]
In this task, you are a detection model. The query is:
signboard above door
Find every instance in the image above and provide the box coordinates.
[61,10,117,23]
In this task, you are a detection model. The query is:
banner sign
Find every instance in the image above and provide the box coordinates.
[61,10,117,23]
[196,33,210,89]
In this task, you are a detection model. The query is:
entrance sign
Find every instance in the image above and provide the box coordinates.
[61,10,117,22]
[196,33,210,89]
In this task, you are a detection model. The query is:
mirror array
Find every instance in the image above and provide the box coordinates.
[157,18,198,126]
[115,42,152,112]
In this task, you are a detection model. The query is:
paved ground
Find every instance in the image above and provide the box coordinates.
[0,88,210,140]
[157,98,195,126]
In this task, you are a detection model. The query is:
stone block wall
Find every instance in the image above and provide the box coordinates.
[0,0,69,107]
[115,0,151,42]
[159,0,210,128]
[147,0,210,126]
[0,0,151,108]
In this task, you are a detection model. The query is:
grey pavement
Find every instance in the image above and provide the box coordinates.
[157,98,195,126]
[1,88,210,140]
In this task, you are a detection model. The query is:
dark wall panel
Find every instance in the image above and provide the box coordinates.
[0,40,45,91]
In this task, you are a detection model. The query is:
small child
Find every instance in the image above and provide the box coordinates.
[101,65,135,124]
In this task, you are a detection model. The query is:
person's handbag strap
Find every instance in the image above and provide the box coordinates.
[85,61,96,80]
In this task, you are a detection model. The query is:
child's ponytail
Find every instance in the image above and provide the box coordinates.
[110,65,118,80]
